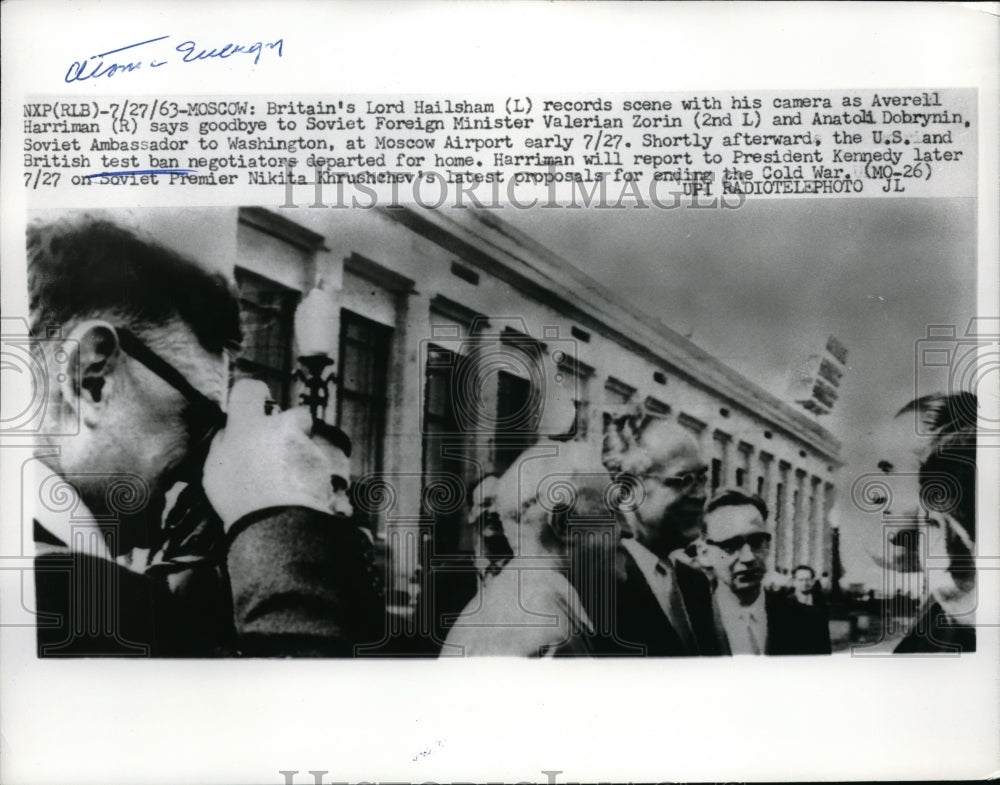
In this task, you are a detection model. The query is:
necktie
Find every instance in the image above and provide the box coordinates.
[655,560,695,652]
[744,610,762,655]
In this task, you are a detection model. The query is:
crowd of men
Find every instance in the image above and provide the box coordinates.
[25,216,979,657]
[442,420,833,656]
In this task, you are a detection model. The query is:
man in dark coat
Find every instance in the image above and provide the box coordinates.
[613,538,721,656]
[28,216,380,657]
[700,488,831,655]
[599,414,720,656]
[762,588,833,655]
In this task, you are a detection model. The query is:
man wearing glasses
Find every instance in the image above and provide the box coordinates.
[27,216,379,657]
[700,489,831,655]
[603,415,720,656]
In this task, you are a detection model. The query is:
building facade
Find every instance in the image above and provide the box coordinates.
[153,205,842,602]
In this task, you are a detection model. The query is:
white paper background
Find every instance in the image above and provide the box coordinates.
[2,2,998,783]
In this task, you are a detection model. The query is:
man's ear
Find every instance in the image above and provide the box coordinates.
[60,320,122,423]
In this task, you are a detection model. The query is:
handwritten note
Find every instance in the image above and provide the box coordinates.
[65,35,283,83]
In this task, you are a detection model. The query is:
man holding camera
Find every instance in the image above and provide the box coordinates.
[29,216,379,657]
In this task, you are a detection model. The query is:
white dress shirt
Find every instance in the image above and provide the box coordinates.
[715,586,767,655]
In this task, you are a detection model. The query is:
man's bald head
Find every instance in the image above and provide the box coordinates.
[624,420,701,476]
[495,442,617,555]
[603,413,707,559]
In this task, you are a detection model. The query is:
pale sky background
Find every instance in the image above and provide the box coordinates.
[505,197,977,588]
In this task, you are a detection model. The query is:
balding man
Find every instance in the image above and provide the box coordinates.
[602,414,720,656]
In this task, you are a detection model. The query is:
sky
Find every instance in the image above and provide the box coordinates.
[505,197,978,587]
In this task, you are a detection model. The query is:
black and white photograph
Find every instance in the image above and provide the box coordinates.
[19,199,980,660]
[2,3,997,784]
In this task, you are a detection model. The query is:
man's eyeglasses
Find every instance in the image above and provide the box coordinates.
[642,467,709,490]
[116,327,227,441]
[705,531,772,555]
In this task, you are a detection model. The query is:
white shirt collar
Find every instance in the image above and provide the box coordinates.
[715,584,768,654]
[621,536,669,581]
[716,584,766,620]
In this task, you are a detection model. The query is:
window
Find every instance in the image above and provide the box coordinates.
[233,268,300,407]
[573,393,590,442]
[773,480,786,566]
[644,396,671,417]
[558,358,594,442]
[495,370,536,473]
[756,476,765,497]
[738,443,754,491]
[422,345,476,553]
[711,431,730,493]
[678,412,707,441]
[604,376,636,407]
[337,310,392,532]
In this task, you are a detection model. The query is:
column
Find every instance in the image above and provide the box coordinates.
[712,430,732,493]
[823,482,836,578]
[810,478,825,573]
[774,461,788,572]
[792,469,807,567]
[390,290,432,604]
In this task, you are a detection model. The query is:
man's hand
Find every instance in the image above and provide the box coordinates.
[203,380,335,531]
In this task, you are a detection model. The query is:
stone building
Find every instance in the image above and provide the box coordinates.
[145,205,842,603]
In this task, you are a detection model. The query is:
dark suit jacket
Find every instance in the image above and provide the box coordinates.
[595,544,721,656]
[35,506,383,657]
[764,590,832,655]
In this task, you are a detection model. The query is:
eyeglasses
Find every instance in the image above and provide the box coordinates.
[642,467,709,490]
[116,326,227,444]
[705,531,772,555]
